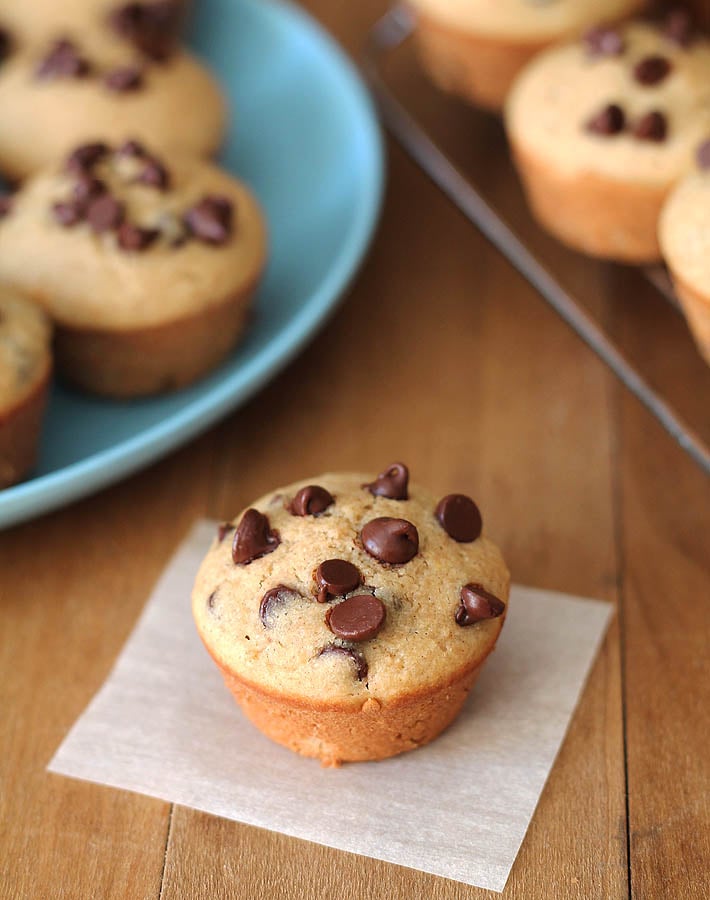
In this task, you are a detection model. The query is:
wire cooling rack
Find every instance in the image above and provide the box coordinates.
[362,5,710,476]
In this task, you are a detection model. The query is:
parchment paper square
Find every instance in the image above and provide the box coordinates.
[49,521,613,893]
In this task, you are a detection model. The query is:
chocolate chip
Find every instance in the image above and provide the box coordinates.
[632,111,667,142]
[696,139,710,170]
[583,26,624,58]
[0,195,13,219]
[217,522,233,542]
[109,0,184,61]
[0,28,12,64]
[104,65,144,92]
[363,462,409,500]
[184,195,233,245]
[232,508,280,565]
[455,583,505,626]
[35,38,91,80]
[435,494,482,542]
[136,157,170,190]
[52,200,84,227]
[633,55,672,87]
[586,103,625,136]
[259,584,301,627]
[116,138,147,158]
[117,222,159,251]
[361,517,419,564]
[289,485,334,517]
[86,194,125,232]
[72,174,106,204]
[317,644,368,681]
[663,9,694,48]
[65,142,109,175]
[326,594,386,642]
[315,559,361,602]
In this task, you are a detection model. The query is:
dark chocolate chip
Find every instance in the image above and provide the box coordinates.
[86,194,125,232]
[183,195,233,245]
[35,38,91,80]
[65,142,109,174]
[259,584,301,627]
[586,103,625,136]
[52,200,84,227]
[117,222,159,251]
[136,157,170,190]
[633,55,672,87]
[289,485,334,517]
[232,508,280,565]
[363,462,409,500]
[435,494,482,542]
[455,583,506,627]
[317,644,368,681]
[326,594,386,642]
[663,9,694,48]
[109,0,184,61]
[315,559,361,602]
[116,138,147,158]
[361,517,419,564]
[583,26,624,58]
[217,522,233,542]
[104,65,144,92]
[696,139,710,170]
[0,28,12,64]
[0,195,13,219]
[632,111,667,142]
[72,174,107,204]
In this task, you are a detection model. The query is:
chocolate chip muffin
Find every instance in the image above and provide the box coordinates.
[505,14,710,261]
[659,138,710,365]
[0,287,52,488]
[0,141,266,397]
[409,0,647,112]
[192,464,510,766]
[0,16,222,180]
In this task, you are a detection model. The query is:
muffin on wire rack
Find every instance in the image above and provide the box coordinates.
[505,14,710,261]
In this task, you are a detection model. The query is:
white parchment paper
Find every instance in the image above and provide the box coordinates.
[49,520,613,893]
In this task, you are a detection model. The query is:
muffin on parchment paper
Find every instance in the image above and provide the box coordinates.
[408,0,647,112]
[505,14,710,262]
[659,139,710,365]
[192,464,510,766]
[0,285,52,488]
[0,17,223,180]
[0,140,266,398]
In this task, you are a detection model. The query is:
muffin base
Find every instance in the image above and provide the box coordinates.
[218,653,494,767]
[54,273,262,399]
[670,272,710,367]
[0,364,51,488]
[412,12,546,112]
[509,140,667,262]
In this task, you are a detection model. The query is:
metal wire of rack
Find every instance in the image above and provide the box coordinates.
[361,5,710,477]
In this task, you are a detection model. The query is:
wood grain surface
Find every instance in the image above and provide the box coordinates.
[1,3,708,899]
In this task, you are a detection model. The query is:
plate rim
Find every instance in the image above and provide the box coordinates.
[0,0,384,529]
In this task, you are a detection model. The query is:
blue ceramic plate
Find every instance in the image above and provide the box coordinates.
[0,0,384,529]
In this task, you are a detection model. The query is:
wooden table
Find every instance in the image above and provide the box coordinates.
[2,4,709,898]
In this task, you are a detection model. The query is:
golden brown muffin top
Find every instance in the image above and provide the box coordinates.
[192,468,510,706]
[0,141,266,330]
